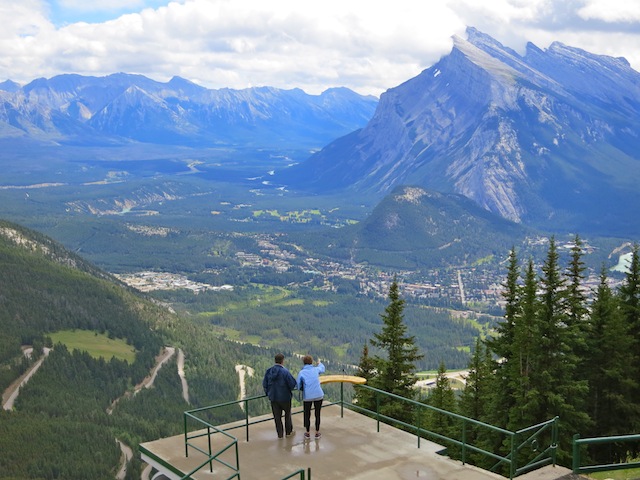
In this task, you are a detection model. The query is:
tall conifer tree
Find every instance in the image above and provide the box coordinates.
[459,338,496,468]
[370,278,423,423]
[459,338,492,421]
[485,248,522,430]
[533,237,589,462]
[566,235,588,326]
[565,235,589,374]
[585,267,635,456]
[489,248,520,360]
[426,361,457,437]
[354,343,376,411]
[617,244,640,433]
[507,259,539,430]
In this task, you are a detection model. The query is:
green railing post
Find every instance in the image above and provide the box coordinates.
[340,382,344,418]
[207,425,213,472]
[245,398,250,442]
[376,391,381,432]
[416,403,422,449]
[572,433,580,473]
[235,441,240,479]
[510,432,516,480]
[552,417,559,466]
[461,419,467,465]
[184,412,189,457]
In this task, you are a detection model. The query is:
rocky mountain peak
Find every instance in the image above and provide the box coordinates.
[277,28,640,236]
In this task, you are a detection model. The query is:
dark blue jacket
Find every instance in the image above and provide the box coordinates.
[263,364,297,402]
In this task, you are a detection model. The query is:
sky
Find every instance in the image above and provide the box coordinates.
[2,0,640,96]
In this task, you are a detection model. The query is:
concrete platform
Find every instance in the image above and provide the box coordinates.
[140,404,574,480]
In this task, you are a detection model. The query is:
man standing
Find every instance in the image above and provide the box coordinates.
[262,353,297,438]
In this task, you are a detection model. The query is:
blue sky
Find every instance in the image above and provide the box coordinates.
[46,1,172,26]
[2,0,640,96]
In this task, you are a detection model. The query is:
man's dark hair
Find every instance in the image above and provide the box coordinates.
[275,353,285,364]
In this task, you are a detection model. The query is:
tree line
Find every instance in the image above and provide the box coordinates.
[356,238,640,471]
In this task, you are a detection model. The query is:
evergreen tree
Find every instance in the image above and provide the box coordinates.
[354,343,376,411]
[459,338,504,469]
[565,235,588,327]
[585,267,637,459]
[617,244,640,433]
[485,248,525,431]
[532,237,590,462]
[425,361,457,438]
[506,259,539,431]
[369,278,423,423]
[619,244,640,333]
[565,235,589,374]
[488,248,520,362]
[459,338,492,422]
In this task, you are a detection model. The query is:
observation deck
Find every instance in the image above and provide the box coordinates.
[140,403,575,480]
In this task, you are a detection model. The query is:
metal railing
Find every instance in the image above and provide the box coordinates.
[281,468,310,480]
[350,384,559,479]
[182,404,241,480]
[572,433,640,475]
[182,394,310,480]
[178,382,558,479]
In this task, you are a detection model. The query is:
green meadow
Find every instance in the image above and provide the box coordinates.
[49,330,136,363]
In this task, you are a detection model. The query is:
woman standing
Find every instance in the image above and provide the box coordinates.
[297,355,325,440]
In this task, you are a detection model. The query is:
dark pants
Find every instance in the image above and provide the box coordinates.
[270,400,293,438]
[303,399,323,432]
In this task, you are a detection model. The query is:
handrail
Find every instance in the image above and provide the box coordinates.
[281,468,310,480]
[350,384,558,479]
[178,380,558,479]
[182,394,313,479]
[572,433,640,475]
[181,410,241,480]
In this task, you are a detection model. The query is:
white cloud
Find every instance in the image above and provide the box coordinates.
[578,0,640,23]
[1,0,639,96]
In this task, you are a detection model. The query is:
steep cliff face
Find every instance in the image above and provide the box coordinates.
[280,28,640,235]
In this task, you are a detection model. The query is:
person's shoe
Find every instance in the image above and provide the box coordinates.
[314,432,322,439]
[286,430,296,437]
[304,432,311,440]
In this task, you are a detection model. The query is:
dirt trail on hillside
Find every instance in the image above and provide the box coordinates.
[2,348,51,410]
[235,364,255,411]
[137,346,176,391]
[177,348,189,404]
[115,439,133,480]
[107,346,176,414]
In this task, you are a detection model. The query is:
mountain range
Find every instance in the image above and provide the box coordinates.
[0,74,377,148]
[2,28,640,240]
[277,27,640,237]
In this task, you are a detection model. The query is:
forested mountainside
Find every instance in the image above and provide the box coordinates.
[293,185,530,269]
[0,219,273,479]
[2,223,639,476]
[0,215,502,477]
